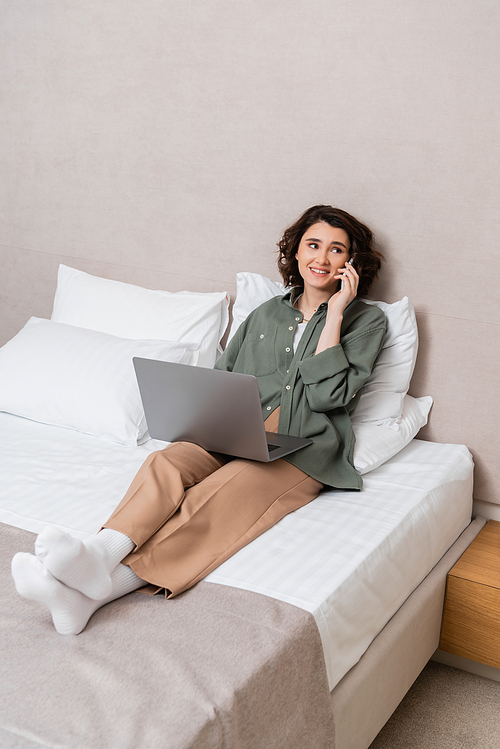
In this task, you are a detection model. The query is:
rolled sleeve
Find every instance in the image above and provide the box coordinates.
[297,323,386,413]
[298,344,349,384]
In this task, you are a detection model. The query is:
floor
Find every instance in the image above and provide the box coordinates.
[368,661,500,748]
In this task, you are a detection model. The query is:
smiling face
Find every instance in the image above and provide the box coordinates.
[295,222,351,297]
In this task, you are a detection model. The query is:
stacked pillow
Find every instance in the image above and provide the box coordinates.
[51,265,229,369]
[0,266,230,445]
[228,272,432,474]
[0,318,200,445]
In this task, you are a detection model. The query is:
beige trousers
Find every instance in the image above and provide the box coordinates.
[103,411,322,597]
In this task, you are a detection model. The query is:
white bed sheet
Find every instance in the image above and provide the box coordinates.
[0,412,473,690]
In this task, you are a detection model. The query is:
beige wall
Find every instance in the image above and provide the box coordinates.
[1,1,499,502]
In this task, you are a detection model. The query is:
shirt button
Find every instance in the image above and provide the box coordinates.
[285,347,291,352]
[260,334,264,339]
[288,326,293,331]
[286,385,291,390]
[295,317,300,321]
[352,393,357,399]
[266,405,272,411]
[286,369,289,373]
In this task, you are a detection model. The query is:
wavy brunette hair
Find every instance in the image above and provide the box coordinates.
[277,205,383,297]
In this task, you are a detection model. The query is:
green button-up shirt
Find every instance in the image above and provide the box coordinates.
[215,291,387,489]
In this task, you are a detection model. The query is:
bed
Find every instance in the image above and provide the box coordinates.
[0,266,479,749]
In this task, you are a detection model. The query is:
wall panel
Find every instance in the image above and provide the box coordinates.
[410,313,500,504]
[1,0,498,501]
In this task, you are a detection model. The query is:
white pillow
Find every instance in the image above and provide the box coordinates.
[51,265,229,368]
[350,297,418,427]
[353,394,432,474]
[0,317,200,445]
[228,272,286,340]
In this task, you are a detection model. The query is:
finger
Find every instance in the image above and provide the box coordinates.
[344,261,359,279]
[336,264,356,281]
[346,269,359,291]
[335,267,353,282]
[337,274,353,295]
[340,268,359,295]
[338,265,356,282]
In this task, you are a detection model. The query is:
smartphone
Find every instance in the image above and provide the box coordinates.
[340,258,355,290]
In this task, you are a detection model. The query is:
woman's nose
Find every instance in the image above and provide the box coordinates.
[315,247,330,264]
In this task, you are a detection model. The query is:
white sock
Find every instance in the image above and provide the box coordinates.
[12,553,145,636]
[35,526,135,600]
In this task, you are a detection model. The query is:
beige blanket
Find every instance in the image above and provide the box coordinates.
[0,524,334,748]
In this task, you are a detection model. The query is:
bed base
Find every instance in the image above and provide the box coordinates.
[330,515,486,748]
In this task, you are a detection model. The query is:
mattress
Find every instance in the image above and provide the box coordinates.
[0,411,473,690]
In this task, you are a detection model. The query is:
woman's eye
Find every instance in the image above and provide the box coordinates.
[330,248,342,253]
[308,243,319,250]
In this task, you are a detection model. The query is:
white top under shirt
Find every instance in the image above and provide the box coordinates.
[293,322,307,353]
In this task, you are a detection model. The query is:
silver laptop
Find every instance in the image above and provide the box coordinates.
[133,357,312,462]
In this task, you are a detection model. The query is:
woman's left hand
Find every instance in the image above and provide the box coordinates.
[327,260,359,315]
[315,261,359,355]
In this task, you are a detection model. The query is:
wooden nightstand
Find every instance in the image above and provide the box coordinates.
[440,520,500,668]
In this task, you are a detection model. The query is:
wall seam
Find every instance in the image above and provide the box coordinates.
[0,244,236,289]
[415,310,500,327]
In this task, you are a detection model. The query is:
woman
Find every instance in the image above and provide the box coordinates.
[12,205,386,635]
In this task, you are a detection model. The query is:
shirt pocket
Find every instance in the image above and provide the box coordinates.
[244,328,278,376]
